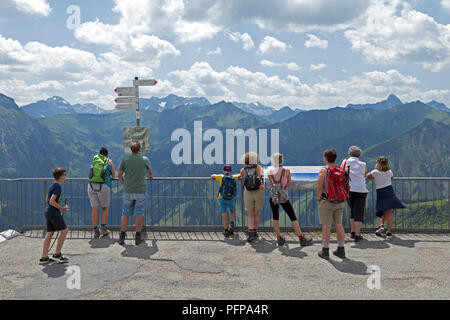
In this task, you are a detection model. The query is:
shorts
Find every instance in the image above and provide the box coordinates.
[243,188,264,212]
[45,214,67,232]
[219,198,235,213]
[88,183,110,208]
[318,200,345,226]
[122,193,146,217]
[347,192,367,222]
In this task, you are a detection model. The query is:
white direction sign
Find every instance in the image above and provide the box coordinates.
[133,79,158,86]
[115,96,138,104]
[115,103,138,110]
[114,87,137,96]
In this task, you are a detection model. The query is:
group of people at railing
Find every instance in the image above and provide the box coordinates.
[38,142,406,264]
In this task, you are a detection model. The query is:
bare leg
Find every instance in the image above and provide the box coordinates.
[135,216,144,232]
[100,207,109,225]
[354,221,362,236]
[350,218,355,233]
[379,214,385,227]
[222,213,228,229]
[335,224,346,243]
[121,216,129,232]
[273,220,281,236]
[292,220,303,237]
[42,232,54,257]
[91,207,99,227]
[55,228,69,254]
[385,209,394,233]
[230,211,236,223]
[321,225,331,244]
[247,210,255,230]
[254,211,260,231]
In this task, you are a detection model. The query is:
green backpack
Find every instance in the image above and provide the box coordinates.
[89,154,110,183]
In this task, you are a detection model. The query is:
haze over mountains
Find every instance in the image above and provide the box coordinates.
[0,92,449,178]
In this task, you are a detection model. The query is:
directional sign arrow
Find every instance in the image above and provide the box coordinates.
[114,87,137,96]
[133,79,158,87]
[115,103,138,110]
[115,96,139,104]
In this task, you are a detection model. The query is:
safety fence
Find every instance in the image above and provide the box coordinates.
[0,177,449,232]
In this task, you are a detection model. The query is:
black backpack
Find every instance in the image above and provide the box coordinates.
[244,165,261,191]
[219,176,237,200]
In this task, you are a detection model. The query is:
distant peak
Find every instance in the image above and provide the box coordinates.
[48,96,70,105]
[387,94,402,103]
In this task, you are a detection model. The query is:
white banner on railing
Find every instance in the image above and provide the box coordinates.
[263,166,322,190]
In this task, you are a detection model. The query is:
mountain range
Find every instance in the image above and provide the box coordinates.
[346,94,449,111]
[0,93,449,178]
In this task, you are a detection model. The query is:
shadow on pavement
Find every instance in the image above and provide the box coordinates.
[278,245,308,259]
[223,234,246,247]
[350,240,391,250]
[88,236,115,249]
[387,235,420,248]
[327,258,368,275]
[250,239,278,254]
[41,263,69,278]
[121,239,159,260]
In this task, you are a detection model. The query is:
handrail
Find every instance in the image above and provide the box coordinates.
[1,177,449,181]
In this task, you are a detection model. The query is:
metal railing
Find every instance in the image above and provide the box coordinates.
[0,177,449,232]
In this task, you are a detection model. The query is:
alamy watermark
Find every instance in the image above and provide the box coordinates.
[66,5,81,30]
[366,265,381,290]
[66,265,81,290]
[170,121,279,165]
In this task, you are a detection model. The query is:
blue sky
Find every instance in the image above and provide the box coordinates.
[0,0,449,110]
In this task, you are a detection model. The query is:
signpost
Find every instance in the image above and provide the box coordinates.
[115,77,157,153]
[114,77,158,126]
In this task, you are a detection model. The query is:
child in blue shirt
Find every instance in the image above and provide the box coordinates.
[211,165,239,237]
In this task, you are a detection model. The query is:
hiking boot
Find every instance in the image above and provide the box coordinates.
[228,221,235,235]
[93,227,100,239]
[350,232,356,239]
[277,236,286,246]
[39,257,52,265]
[375,226,386,238]
[247,231,256,242]
[100,226,110,237]
[300,235,313,247]
[135,233,144,245]
[51,253,69,263]
[118,231,126,245]
[318,248,330,260]
[223,229,230,238]
[354,235,364,242]
[333,246,346,259]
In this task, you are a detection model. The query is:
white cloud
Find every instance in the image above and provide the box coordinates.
[0,0,51,20]
[442,0,450,13]
[310,63,327,71]
[228,32,255,51]
[260,60,301,71]
[206,47,222,55]
[0,34,105,79]
[305,34,328,49]
[183,0,369,33]
[166,61,444,110]
[345,0,450,72]
[257,36,291,55]
[74,0,219,45]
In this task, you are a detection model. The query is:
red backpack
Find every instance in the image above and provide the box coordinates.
[325,166,350,203]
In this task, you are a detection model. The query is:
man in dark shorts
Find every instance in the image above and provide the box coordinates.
[39,168,70,264]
